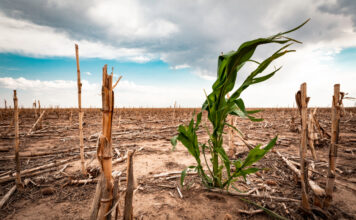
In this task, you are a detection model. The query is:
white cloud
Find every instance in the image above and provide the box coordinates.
[85,72,92,76]
[0,0,355,107]
[193,68,216,81]
[0,77,76,90]
[0,77,208,108]
[0,12,152,62]
[239,44,356,107]
[87,0,178,39]
[170,64,190,70]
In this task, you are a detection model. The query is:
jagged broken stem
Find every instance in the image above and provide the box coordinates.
[323,84,341,209]
[96,64,115,220]
[297,83,311,212]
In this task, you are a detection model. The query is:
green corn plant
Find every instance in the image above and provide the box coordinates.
[171,19,309,189]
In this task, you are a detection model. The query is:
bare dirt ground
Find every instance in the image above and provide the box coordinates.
[0,107,355,219]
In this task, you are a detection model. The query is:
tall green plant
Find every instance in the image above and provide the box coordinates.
[171,19,309,189]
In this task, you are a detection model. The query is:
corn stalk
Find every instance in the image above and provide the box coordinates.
[297,83,311,212]
[90,65,122,220]
[75,44,86,175]
[96,65,115,219]
[13,90,22,188]
[323,84,342,209]
[172,19,309,189]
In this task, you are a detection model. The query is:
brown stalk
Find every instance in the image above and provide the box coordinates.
[172,101,176,123]
[123,150,135,220]
[307,113,317,160]
[90,174,104,220]
[297,83,311,212]
[96,64,115,219]
[27,110,46,136]
[33,100,37,119]
[37,100,42,129]
[75,44,86,175]
[13,90,22,188]
[323,84,341,209]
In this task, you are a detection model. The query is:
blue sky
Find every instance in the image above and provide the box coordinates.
[334,47,356,70]
[0,0,355,108]
[0,53,208,87]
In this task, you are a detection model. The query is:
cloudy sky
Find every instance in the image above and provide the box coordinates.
[0,0,355,108]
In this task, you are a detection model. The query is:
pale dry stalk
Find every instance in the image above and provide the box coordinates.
[75,44,86,175]
[27,110,46,136]
[37,100,42,129]
[13,90,22,188]
[307,113,317,160]
[33,100,37,119]
[172,101,176,123]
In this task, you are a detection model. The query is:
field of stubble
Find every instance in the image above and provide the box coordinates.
[0,107,355,219]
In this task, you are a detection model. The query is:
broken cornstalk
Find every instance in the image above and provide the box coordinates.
[296,83,311,212]
[27,110,46,136]
[307,113,317,160]
[0,157,77,184]
[91,64,119,220]
[13,90,22,188]
[37,100,42,129]
[33,100,37,119]
[75,44,86,175]
[323,84,342,209]
[123,150,135,220]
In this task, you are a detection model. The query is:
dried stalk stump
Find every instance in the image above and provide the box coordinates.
[97,65,115,219]
[33,100,37,119]
[307,113,317,160]
[13,90,22,188]
[75,44,86,175]
[110,178,120,220]
[296,83,311,212]
[323,84,342,209]
[90,64,122,220]
[123,150,135,220]
[37,100,42,129]
[90,174,104,220]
